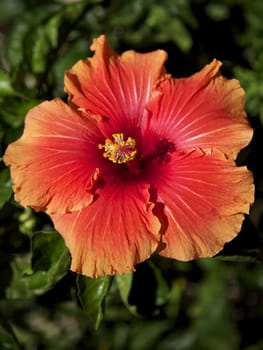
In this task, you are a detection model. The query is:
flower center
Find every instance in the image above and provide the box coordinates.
[98,133,137,164]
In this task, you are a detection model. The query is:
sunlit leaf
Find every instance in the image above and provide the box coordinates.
[0,69,17,96]
[77,275,112,329]
[115,273,137,315]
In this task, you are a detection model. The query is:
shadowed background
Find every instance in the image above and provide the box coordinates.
[0,0,263,349]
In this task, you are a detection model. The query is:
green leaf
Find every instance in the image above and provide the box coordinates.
[5,231,70,299]
[0,168,13,209]
[192,260,240,350]
[5,4,59,69]
[146,5,192,52]
[0,69,17,96]
[44,0,102,49]
[23,231,71,295]
[21,1,101,75]
[5,18,31,69]
[0,0,24,22]
[116,266,170,316]
[0,324,20,350]
[122,262,170,316]
[205,3,230,21]
[1,98,40,130]
[115,273,138,316]
[148,261,170,307]
[77,275,112,329]
[5,255,33,299]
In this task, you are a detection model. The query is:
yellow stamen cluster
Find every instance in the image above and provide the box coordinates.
[98,133,137,164]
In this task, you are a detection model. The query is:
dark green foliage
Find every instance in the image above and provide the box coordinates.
[0,0,263,349]
[77,275,112,329]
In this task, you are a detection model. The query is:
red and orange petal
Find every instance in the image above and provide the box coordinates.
[4,99,103,214]
[51,182,161,278]
[65,34,168,135]
[153,150,254,260]
[146,59,253,160]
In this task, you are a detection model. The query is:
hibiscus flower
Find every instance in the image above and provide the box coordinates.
[4,35,254,278]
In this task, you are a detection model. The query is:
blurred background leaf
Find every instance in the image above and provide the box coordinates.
[0,167,12,209]
[0,323,20,350]
[1,0,263,349]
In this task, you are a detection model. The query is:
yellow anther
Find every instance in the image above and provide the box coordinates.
[98,133,137,164]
